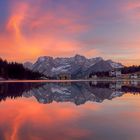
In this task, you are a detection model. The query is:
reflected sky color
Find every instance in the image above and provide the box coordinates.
[0,93,140,140]
[0,0,140,65]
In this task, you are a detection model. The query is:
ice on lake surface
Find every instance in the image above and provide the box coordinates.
[0,81,140,140]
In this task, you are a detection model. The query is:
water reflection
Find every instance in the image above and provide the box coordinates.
[0,81,140,105]
[0,82,42,102]
[0,81,140,140]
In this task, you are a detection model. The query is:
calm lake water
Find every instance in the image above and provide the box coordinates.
[0,81,140,140]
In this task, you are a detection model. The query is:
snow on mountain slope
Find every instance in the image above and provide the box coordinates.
[107,60,124,69]
[51,65,71,74]
[23,54,124,78]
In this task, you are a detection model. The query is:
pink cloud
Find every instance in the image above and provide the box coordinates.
[122,0,140,20]
[125,1,140,10]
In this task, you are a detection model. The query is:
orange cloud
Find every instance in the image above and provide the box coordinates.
[84,49,100,58]
[0,1,90,62]
[7,3,28,39]
[0,0,140,65]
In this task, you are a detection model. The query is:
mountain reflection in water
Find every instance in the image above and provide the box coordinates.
[0,81,140,105]
[1,81,140,140]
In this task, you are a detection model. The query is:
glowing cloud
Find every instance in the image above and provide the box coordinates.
[0,0,140,65]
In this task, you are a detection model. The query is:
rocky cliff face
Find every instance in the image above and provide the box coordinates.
[24,54,124,78]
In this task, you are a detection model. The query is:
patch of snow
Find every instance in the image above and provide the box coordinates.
[110,62,123,68]
[51,87,71,95]
[110,91,123,98]
[51,65,70,72]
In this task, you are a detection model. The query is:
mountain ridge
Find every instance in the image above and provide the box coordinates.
[24,54,124,79]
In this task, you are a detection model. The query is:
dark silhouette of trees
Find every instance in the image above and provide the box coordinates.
[121,65,140,74]
[0,82,44,102]
[0,58,45,80]
[89,65,140,78]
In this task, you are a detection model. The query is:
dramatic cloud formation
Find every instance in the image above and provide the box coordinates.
[0,0,140,65]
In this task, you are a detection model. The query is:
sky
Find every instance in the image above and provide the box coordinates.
[0,0,140,65]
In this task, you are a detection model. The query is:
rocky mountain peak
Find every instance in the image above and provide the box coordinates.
[37,56,53,63]
[23,54,124,78]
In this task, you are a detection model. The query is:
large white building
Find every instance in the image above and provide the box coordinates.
[109,69,122,77]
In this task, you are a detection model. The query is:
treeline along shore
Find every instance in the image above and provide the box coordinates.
[0,58,45,80]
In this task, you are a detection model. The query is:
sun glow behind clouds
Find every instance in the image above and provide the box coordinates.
[2,1,88,61]
[0,0,140,65]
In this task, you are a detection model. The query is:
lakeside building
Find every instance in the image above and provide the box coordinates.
[57,73,71,80]
[130,74,138,79]
[109,69,122,77]
[122,73,140,79]
[91,75,98,79]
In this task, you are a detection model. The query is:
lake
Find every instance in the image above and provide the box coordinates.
[0,81,140,140]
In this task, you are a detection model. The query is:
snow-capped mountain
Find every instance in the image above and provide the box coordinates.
[23,54,124,78]
[106,60,123,69]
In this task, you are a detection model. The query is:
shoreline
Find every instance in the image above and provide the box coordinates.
[0,79,140,83]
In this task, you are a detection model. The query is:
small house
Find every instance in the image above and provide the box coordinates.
[57,73,71,80]
[130,74,138,79]
[91,75,98,79]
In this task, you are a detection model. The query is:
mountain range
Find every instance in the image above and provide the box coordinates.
[24,54,124,79]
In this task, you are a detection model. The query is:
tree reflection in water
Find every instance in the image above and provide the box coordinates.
[0,81,140,105]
